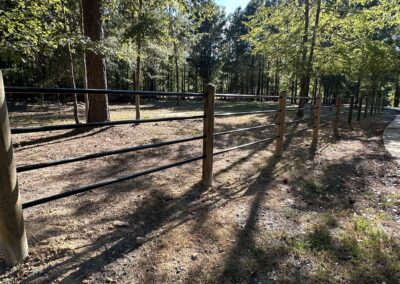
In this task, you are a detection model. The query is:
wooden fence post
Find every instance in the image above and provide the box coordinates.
[275,91,286,156]
[348,96,354,125]
[0,71,28,265]
[357,94,363,121]
[202,83,215,188]
[333,94,341,138]
[312,91,322,144]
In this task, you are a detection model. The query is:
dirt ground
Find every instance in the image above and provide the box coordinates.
[0,101,399,283]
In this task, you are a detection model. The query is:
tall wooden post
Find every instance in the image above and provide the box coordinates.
[333,94,341,138]
[0,71,28,265]
[275,91,286,156]
[312,91,322,144]
[348,96,354,125]
[202,84,215,188]
[357,94,363,121]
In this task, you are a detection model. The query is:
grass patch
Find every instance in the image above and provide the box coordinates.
[223,242,289,282]
[288,216,400,282]
[323,213,339,228]
[307,225,333,251]
[380,192,400,210]
[300,177,326,195]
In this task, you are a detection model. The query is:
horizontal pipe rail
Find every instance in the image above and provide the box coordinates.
[286,117,314,124]
[285,96,313,100]
[214,124,275,137]
[215,94,279,99]
[285,106,315,112]
[22,155,204,209]
[17,135,204,173]
[213,137,275,156]
[284,126,314,137]
[11,115,205,134]
[319,121,332,127]
[5,87,203,97]
[319,113,336,118]
[215,110,276,117]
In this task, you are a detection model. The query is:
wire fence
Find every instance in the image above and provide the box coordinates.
[2,86,375,212]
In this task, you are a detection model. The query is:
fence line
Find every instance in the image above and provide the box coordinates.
[0,76,385,265]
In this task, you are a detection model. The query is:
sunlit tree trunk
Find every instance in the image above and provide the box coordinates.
[80,0,89,120]
[298,0,321,116]
[134,0,143,119]
[61,0,79,124]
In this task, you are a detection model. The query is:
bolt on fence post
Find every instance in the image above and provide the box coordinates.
[312,91,322,144]
[348,96,354,125]
[0,71,28,266]
[333,94,341,138]
[275,91,286,156]
[202,83,215,189]
[357,94,363,121]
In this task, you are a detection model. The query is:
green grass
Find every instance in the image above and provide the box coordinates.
[300,177,326,195]
[289,216,400,283]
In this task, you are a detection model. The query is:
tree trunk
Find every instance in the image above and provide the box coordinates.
[174,42,180,105]
[69,51,80,124]
[298,0,310,116]
[61,0,79,124]
[298,0,321,116]
[79,0,89,118]
[134,0,143,119]
[394,76,400,107]
[82,0,109,122]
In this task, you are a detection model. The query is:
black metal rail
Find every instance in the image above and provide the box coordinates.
[284,126,314,137]
[214,124,275,137]
[11,115,205,134]
[286,117,314,124]
[22,155,204,209]
[216,94,279,99]
[5,87,203,97]
[319,113,336,118]
[286,106,315,112]
[17,135,204,173]
[215,110,276,117]
[285,96,313,100]
[213,137,275,156]
[319,121,332,127]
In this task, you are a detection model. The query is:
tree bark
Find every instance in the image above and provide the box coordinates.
[61,0,79,124]
[174,42,180,105]
[82,0,109,123]
[394,76,400,107]
[79,0,89,118]
[298,0,321,116]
